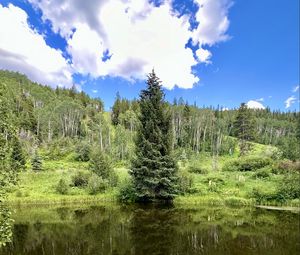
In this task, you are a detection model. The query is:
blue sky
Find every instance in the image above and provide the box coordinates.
[0,0,299,111]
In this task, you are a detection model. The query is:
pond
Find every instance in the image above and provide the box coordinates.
[0,203,299,255]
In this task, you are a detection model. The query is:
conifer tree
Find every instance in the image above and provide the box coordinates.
[31,152,43,171]
[233,103,256,155]
[111,92,121,125]
[130,70,178,202]
[89,149,118,186]
[10,138,26,171]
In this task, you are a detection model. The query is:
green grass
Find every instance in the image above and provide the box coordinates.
[5,142,300,207]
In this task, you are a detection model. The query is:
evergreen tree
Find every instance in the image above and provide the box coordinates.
[89,150,117,186]
[233,103,256,155]
[10,138,26,171]
[111,92,121,125]
[130,70,178,202]
[31,152,43,171]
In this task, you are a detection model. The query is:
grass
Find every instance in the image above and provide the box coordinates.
[5,143,300,207]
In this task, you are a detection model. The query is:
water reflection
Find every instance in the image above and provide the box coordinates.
[0,204,299,255]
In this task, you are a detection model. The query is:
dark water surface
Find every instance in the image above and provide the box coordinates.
[0,203,299,255]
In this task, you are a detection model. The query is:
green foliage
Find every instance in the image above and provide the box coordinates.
[188,161,208,174]
[89,150,118,187]
[177,169,195,194]
[75,142,91,162]
[130,70,178,201]
[117,178,137,203]
[87,174,108,195]
[10,138,26,171]
[223,156,272,172]
[233,103,256,155]
[251,167,271,179]
[71,171,89,187]
[55,179,69,195]
[0,206,13,247]
[277,173,300,200]
[278,137,300,161]
[272,160,300,174]
[31,152,43,171]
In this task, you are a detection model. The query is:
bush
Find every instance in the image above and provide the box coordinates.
[43,138,74,160]
[277,173,300,200]
[188,161,208,174]
[178,169,195,194]
[272,160,300,174]
[71,171,90,187]
[252,167,271,179]
[223,156,272,172]
[89,150,118,187]
[56,179,69,195]
[75,142,91,162]
[117,178,136,203]
[31,153,43,171]
[206,177,225,193]
[87,174,108,195]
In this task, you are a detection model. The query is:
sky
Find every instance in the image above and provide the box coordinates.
[0,0,299,111]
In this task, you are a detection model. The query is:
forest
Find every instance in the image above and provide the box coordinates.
[0,69,299,206]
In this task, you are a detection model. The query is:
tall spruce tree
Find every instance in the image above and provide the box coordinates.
[10,138,26,172]
[130,70,178,202]
[233,103,256,155]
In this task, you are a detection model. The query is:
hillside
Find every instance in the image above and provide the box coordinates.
[0,70,299,206]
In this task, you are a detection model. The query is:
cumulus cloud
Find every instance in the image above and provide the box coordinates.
[246,100,265,109]
[26,0,232,89]
[0,4,73,87]
[92,89,98,93]
[196,48,212,64]
[192,0,232,46]
[285,96,296,108]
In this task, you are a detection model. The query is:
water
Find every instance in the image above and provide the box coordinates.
[0,204,299,255]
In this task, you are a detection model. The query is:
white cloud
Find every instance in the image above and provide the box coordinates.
[0,4,73,87]
[26,0,232,89]
[196,48,212,64]
[292,85,299,93]
[92,89,98,93]
[246,100,265,109]
[221,107,229,111]
[192,0,232,46]
[285,96,296,108]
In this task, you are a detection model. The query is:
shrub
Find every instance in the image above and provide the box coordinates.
[87,174,108,195]
[117,178,137,203]
[188,161,208,174]
[43,138,74,160]
[56,179,69,195]
[204,176,225,186]
[89,150,118,187]
[250,187,286,204]
[75,142,91,162]
[178,169,195,194]
[272,160,300,174]
[71,171,90,187]
[277,173,300,200]
[223,156,272,172]
[31,153,43,171]
[252,167,271,179]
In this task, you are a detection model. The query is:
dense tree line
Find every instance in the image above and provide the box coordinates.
[0,69,299,171]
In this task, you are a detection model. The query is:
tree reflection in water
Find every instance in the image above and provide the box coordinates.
[0,204,299,255]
